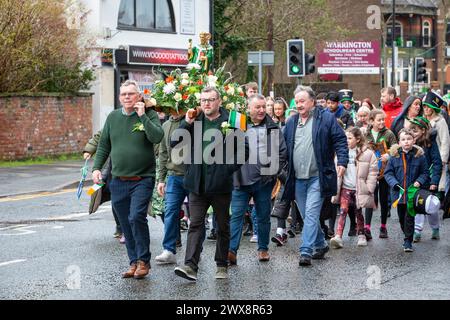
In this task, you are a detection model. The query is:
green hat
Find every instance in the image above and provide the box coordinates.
[409,116,430,129]
[422,91,445,113]
[338,89,353,103]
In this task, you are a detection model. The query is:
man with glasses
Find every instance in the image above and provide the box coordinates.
[92,80,164,279]
[172,87,248,281]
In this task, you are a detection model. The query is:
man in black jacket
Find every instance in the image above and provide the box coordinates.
[172,87,248,281]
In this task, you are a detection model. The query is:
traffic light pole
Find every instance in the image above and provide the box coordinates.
[391,0,396,88]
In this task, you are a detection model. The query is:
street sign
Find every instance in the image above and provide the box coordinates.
[247,51,274,94]
[248,51,274,66]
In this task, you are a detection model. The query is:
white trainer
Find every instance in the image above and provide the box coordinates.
[357,235,367,247]
[155,250,177,264]
[330,236,344,249]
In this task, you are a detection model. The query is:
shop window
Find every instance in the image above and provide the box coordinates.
[422,21,431,47]
[118,0,175,32]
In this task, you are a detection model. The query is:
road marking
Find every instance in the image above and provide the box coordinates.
[42,212,89,221]
[0,224,27,231]
[0,259,27,267]
[0,188,78,203]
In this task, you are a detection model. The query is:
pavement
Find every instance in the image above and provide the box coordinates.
[0,160,93,198]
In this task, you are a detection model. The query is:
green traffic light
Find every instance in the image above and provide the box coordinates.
[291,65,300,74]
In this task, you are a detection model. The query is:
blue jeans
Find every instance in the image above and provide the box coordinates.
[162,175,189,254]
[251,205,258,236]
[110,177,154,264]
[229,180,274,253]
[295,177,326,257]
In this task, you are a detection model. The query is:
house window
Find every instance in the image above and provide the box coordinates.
[118,0,175,32]
[423,21,431,47]
[386,21,403,47]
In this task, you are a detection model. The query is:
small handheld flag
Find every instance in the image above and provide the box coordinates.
[87,183,104,196]
[392,186,405,208]
[76,159,89,199]
[228,110,247,131]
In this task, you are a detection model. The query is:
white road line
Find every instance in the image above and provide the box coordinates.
[42,212,89,221]
[0,259,27,267]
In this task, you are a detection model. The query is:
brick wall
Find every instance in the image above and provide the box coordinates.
[0,94,92,160]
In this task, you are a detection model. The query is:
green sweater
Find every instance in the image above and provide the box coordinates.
[93,108,164,178]
[157,116,185,182]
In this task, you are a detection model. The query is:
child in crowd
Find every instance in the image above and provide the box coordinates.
[409,117,442,241]
[355,106,371,134]
[365,109,397,240]
[384,128,429,252]
[272,98,287,127]
[330,127,378,248]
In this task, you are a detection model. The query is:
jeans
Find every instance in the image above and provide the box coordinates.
[229,180,274,253]
[162,175,189,254]
[251,205,258,236]
[184,192,231,271]
[110,177,154,264]
[295,177,326,257]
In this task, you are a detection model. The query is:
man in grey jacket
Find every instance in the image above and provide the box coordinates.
[228,94,288,264]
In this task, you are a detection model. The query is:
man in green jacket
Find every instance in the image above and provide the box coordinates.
[92,80,163,279]
[154,112,189,264]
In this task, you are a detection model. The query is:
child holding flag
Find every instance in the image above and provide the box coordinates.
[365,109,397,240]
[384,128,429,252]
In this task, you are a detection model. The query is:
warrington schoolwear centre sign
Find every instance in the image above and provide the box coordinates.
[318,41,380,75]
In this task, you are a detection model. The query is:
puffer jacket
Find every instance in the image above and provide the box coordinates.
[332,146,378,209]
[384,144,429,204]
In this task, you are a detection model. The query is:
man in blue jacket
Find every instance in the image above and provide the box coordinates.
[282,86,348,266]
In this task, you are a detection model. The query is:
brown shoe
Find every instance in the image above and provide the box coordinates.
[121,263,137,278]
[133,260,150,279]
[228,251,237,266]
[258,250,270,262]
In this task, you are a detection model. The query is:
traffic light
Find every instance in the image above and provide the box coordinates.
[415,57,428,83]
[287,39,305,77]
[305,53,316,75]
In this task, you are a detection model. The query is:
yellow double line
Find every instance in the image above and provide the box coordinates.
[0,188,79,203]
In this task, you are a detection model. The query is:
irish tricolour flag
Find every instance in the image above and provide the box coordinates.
[228,110,247,131]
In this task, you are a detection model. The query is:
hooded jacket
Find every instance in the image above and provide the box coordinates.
[391,96,421,139]
[384,144,429,204]
[332,146,378,209]
[418,130,443,187]
[382,97,403,129]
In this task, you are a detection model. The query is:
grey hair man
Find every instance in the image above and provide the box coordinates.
[228,94,287,265]
[92,80,164,279]
[282,86,348,266]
